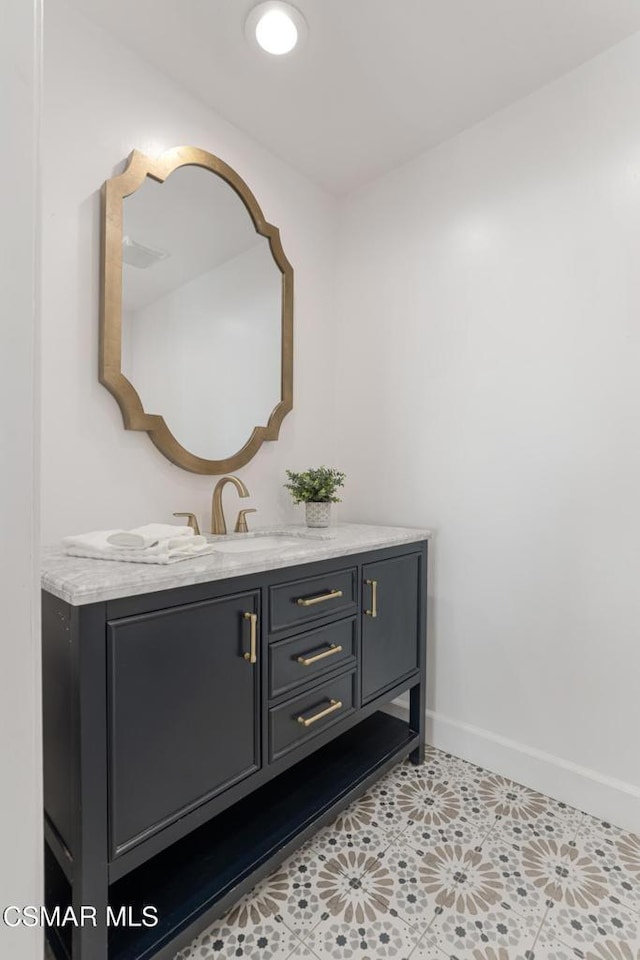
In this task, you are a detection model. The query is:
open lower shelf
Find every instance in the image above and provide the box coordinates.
[104,711,418,960]
[45,711,418,960]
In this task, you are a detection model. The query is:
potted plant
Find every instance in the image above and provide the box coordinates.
[284,466,346,528]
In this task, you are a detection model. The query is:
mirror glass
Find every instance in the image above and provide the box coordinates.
[120,165,283,461]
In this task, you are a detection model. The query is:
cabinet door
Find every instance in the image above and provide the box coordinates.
[107,591,260,855]
[361,554,420,704]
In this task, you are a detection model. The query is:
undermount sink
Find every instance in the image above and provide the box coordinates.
[210,536,302,554]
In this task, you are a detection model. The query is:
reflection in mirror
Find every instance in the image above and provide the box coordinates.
[121,167,281,461]
[100,147,293,474]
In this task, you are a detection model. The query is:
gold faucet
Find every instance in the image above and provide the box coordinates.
[211,476,256,535]
[173,512,201,535]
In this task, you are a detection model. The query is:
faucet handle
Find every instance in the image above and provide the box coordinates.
[173,512,201,536]
[234,508,257,534]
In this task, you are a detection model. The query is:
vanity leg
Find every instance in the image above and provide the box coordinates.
[410,542,428,765]
[71,864,109,960]
[409,682,426,765]
[71,603,110,960]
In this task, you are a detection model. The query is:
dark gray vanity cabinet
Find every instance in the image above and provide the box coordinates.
[42,539,427,960]
[108,591,261,856]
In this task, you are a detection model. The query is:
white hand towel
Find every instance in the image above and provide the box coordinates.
[163,535,208,555]
[63,530,124,552]
[141,535,208,556]
[64,536,213,565]
[107,523,194,550]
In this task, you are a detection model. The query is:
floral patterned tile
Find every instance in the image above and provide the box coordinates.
[428,902,543,957]
[543,898,640,954]
[479,834,558,919]
[304,791,406,861]
[438,775,506,836]
[409,933,447,960]
[524,835,640,959]
[575,816,630,844]
[417,841,510,917]
[361,777,416,834]
[286,944,321,959]
[491,808,585,847]
[315,848,400,924]
[407,932,448,959]
[566,827,640,914]
[389,769,497,849]
[253,843,415,936]
[411,934,542,960]
[402,816,493,853]
[386,771,464,826]
[219,848,325,936]
[387,750,476,786]
[471,773,584,846]
[454,949,535,960]
[175,912,311,959]
[506,836,615,911]
[301,910,421,960]
[307,820,403,862]
[364,839,443,932]
[615,832,640,907]
[535,918,640,960]
[373,838,511,932]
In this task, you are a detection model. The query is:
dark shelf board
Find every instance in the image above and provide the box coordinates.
[108,711,418,960]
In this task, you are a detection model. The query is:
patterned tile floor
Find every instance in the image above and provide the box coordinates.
[172,746,640,960]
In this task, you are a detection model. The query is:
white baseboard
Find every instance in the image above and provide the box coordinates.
[384,702,640,835]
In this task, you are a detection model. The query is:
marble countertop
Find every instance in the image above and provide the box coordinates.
[41,523,431,606]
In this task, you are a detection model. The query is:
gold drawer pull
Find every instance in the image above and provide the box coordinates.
[243,611,258,663]
[297,643,343,667]
[296,589,343,607]
[365,579,378,618]
[297,698,343,728]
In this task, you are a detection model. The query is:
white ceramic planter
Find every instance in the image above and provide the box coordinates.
[305,502,331,528]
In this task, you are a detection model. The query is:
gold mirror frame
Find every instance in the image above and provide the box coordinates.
[100,145,293,474]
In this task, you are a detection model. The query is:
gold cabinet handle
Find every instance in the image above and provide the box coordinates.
[296,589,343,607]
[297,643,343,667]
[365,579,378,618]
[297,698,343,727]
[243,611,257,663]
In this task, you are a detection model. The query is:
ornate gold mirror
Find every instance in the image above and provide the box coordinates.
[100,146,293,473]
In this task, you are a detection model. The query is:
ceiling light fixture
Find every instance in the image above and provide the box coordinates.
[245,2,307,56]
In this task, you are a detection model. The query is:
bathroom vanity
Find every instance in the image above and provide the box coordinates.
[41,523,429,960]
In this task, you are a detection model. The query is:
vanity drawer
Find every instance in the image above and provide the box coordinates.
[269,618,357,700]
[269,669,356,762]
[269,566,357,633]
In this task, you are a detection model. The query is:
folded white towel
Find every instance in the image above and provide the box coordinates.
[65,536,213,565]
[161,535,207,555]
[63,529,124,552]
[63,524,195,554]
[107,523,194,550]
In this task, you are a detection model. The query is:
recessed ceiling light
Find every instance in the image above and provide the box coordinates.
[245,2,307,56]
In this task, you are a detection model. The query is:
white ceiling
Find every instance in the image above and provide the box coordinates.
[74,0,640,195]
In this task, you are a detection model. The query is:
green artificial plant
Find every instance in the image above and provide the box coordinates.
[284,466,346,504]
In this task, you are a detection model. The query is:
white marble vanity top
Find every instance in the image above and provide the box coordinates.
[41,523,431,606]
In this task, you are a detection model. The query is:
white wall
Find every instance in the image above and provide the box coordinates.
[336,33,640,831]
[0,1,43,958]
[41,0,338,543]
